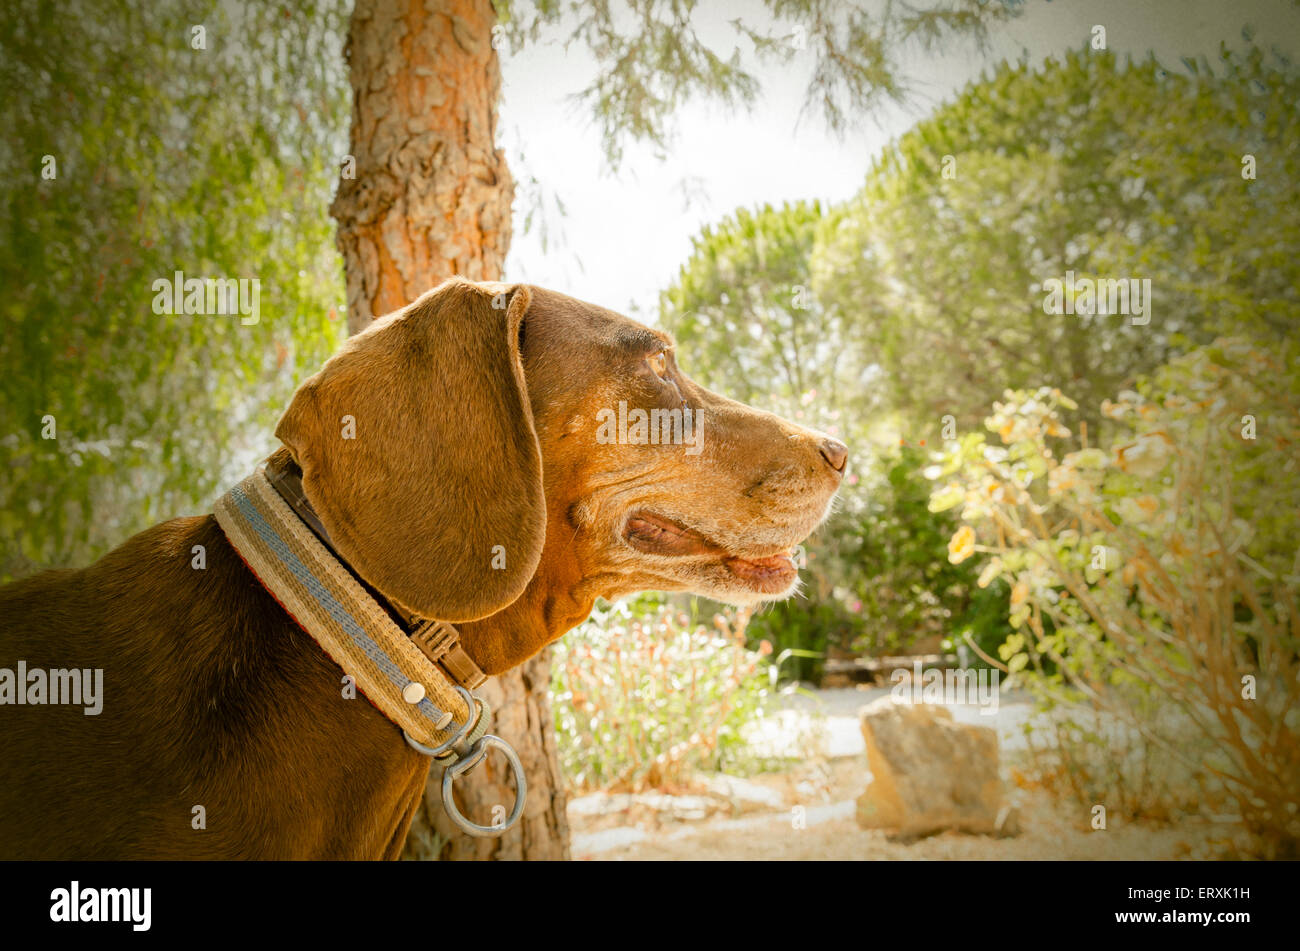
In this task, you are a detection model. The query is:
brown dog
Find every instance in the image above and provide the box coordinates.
[0,278,846,859]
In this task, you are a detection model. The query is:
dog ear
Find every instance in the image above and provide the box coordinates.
[274,278,544,623]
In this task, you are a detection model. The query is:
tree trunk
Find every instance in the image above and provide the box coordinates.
[332,0,513,334]
[331,0,570,861]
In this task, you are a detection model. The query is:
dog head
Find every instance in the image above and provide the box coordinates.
[275,278,846,662]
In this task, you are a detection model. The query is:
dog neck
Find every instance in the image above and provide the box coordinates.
[259,447,594,679]
[457,566,596,675]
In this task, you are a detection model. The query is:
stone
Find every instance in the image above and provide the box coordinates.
[855,697,1004,836]
[994,804,1023,838]
[694,773,786,814]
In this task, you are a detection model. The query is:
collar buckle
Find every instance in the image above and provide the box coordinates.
[410,620,488,690]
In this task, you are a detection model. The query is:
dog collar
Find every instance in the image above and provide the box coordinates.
[213,465,524,837]
[263,453,489,692]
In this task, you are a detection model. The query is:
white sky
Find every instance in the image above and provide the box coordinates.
[497,0,1300,322]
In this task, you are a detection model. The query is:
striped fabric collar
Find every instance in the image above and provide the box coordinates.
[213,467,479,751]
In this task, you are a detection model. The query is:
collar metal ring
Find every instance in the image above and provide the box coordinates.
[441,735,527,838]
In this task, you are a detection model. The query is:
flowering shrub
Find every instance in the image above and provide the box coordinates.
[550,599,787,793]
[930,339,1300,857]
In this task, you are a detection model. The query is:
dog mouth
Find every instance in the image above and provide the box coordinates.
[622,510,799,595]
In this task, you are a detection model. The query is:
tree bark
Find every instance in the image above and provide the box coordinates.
[332,0,569,860]
[332,0,513,334]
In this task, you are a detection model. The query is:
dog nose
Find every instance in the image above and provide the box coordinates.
[819,438,848,473]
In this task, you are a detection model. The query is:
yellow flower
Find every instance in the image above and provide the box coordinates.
[948,525,976,564]
[1010,580,1029,608]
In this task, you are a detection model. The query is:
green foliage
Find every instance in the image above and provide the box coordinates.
[742,446,1011,676]
[550,600,792,791]
[933,340,1300,857]
[0,0,349,580]
[734,0,1019,133]
[742,595,849,683]
[495,0,1020,164]
[812,45,1300,433]
[660,201,1010,663]
[658,44,1300,690]
[843,445,1011,657]
[660,200,855,417]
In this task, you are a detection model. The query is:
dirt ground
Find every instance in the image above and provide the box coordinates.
[572,772,1204,861]
[568,687,1217,861]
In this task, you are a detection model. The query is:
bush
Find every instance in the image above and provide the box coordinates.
[550,599,788,793]
[932,339,1300,857]
[740,595,847,683]
[739,444,1011,680]
[842,445,1011,660]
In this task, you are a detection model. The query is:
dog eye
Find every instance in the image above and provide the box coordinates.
[647,351,669,378]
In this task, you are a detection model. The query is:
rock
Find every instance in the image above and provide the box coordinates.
[634,792,716,821]
[694,773,786,814]
[994,804,1022,838]
[855,697,1004,836]
[567,790,724,827]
